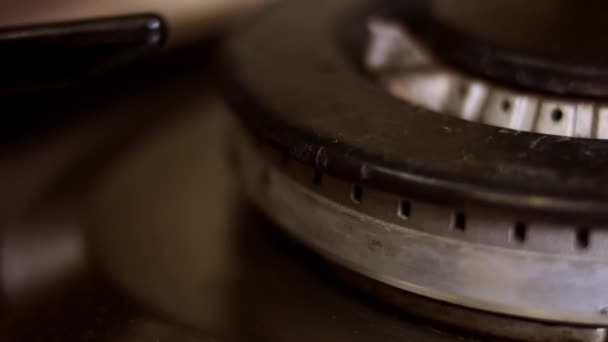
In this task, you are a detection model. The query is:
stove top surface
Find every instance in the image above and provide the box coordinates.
[0,65,458,341]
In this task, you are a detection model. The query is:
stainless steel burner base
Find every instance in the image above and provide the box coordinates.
[236,134,608,341]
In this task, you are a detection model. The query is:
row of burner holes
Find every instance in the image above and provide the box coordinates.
[458,85,565,123]
[313,169,591,250]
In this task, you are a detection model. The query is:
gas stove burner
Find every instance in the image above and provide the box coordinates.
[368,20,608,139]
[223,0,608,340]
[368,0,608,139]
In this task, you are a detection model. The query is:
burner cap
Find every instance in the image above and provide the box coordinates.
[407,0,608,96]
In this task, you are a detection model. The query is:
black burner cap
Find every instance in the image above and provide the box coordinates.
[406,0,608,97]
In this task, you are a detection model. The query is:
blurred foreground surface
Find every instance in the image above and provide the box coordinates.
[0,46,451,342]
